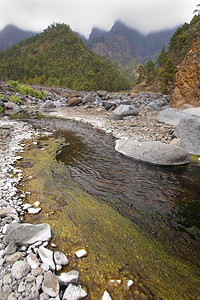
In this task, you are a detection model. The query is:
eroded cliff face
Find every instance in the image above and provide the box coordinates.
[171,35,200,108]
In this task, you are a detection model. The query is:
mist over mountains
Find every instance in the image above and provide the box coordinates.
[0,22,179,66]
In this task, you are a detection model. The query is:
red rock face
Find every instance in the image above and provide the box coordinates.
[171,35,200,108]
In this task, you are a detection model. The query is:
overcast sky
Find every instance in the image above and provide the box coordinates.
[0,0,198,37]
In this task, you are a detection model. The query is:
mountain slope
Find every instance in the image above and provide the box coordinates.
[88,21,178,65]
[0,23,129,91]
[0,24,37,50]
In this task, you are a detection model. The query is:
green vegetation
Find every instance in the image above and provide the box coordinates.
[132,14,200,93]
[0,23,129,91]
[8,80,47,99]
[0,92,22,104]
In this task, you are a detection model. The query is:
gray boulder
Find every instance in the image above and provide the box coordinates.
[184,107,200,117]
[82,95,95,104]
[4,223,51,245]
[109,104,139,120]
[146,101,161,111]
[156,108,191,126]
[173,117,200,155]
[115,138,190,166]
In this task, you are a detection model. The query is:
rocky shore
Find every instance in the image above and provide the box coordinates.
[0,82,200,299]
[0,118,89,300]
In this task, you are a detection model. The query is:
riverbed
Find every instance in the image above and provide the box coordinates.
[17,116,200,299]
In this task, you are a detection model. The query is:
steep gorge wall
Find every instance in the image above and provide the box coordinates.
[171,35,200,108]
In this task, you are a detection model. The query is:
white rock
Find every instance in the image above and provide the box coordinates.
[127,279,134,287]
[34,201,40,207]
[11,261,30,279]
[22,203,32,210]
[75,249,87,258]
[38,246,55,271]
[27,253,40,269]
[54,251,68,266]
[58,270,79,286]
[102,291,112,300]
[63,284,87,300]
[27,207,41,214]
[42,271,59,297]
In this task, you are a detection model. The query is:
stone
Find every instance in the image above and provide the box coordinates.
[4,241,17,255]
[170,138,184,148]
[42,271,59,297]
[75,249,87,258]
[82,95,95,104]
[127,279,134,287]
[156,108,191,126]
[103,101,117,111]
[27,207,41,214]
[109,104,138,120]
[68,97,82,107]
[62,284,87,300]
[39,100,56,111]
[4,101,20,114]
[173,117,200,155]
[38,246,55,271]
[58,270,79,286]
[4,223,51,245]
[11,261,30,279]
[5,252,23,264]
[3,274,12,284]
[27,253,40,269]
[102,291,112,300]
[54,251,68,266]
[184,107,200,117]
[0,287,12,300]
[0,208,16,218]
[146,101,161,111]
[32,267,44,277]
[115,138,190,166]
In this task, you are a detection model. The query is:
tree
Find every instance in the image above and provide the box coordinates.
[156,46,170,67]
[144,60,155,83]
[159,57,175,93]
[193,4,200,15]
[136,64,145,84]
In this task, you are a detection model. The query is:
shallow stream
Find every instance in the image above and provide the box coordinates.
[18,117,200,299]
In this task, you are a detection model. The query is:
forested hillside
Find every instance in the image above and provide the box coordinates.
[132,14,200,94]
[0,23,129,91]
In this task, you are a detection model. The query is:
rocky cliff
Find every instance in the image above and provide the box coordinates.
[171,35,200,108]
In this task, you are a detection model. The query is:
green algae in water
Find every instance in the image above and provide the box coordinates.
[18,137,200,300]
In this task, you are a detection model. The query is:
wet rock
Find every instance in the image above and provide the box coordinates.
[62,283,87,300]
[11,261,30,279]
[58,270,79,286]
[115,138,190,166]
[4,223,51,245]
[102,291,112,300]
[42,271,59,297]
[38,246,55,271]
[173,117,200,155]
[54,251,68,266]
[109,104,139,120]
[75,249,87,258]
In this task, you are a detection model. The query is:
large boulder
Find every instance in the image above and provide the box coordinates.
[173,116,200,155]
[184,107,200,117]
[109,104,138,120]
[156,108,191,126]
[115,138,190,166]
[4,223,51,245]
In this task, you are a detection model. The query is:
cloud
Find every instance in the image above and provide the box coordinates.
[0,0,197,37]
